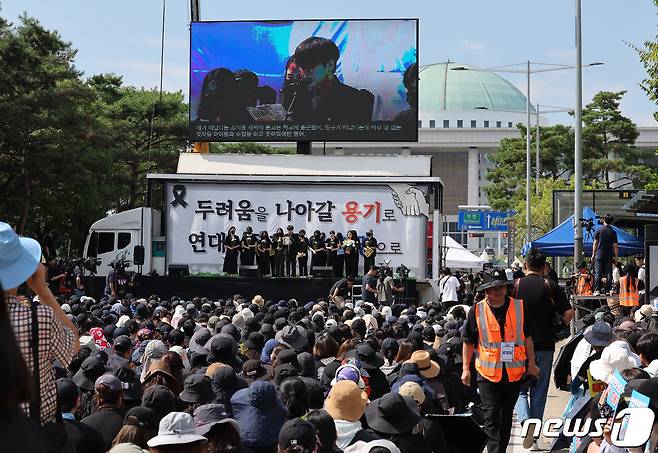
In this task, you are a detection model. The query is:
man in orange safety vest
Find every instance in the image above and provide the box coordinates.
[462,269,539,453]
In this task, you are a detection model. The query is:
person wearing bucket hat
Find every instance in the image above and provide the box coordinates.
[324,380,375,449]
[206,335,243,371]
[0,222,79,424]
[589,345,637,384]
[193,403,241,452]
[276,325,308,351]
[147,412,207,451]
[242,359,274,384]
[348,343,389,399]
[180,374,215,406]
[406,350,440,379]
[462,268,539,453]
[365,393,431,453]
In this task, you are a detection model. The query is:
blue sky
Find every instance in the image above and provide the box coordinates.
[4,0,658,125]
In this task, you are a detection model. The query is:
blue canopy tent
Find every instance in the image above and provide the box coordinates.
[522,207,643,257]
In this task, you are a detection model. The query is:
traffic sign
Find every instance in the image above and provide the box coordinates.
[458,210,512,232]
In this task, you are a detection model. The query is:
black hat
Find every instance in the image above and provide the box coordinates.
[189,328,212,355]
[72,355,109,391]
[476,269,513,292]
[260,324,275,340]
[207,335,242,369]
[275,325,308,351]
[56,378,79,410]
[142,384,177,421]
[113,365,143,401]
[135,303,149,320]
[276,349,300,368]
[278,418,317,450]
[193,403,240,436]
[354,343,384,369]
[365,393,421,435]
[180,374,215,404]
[274,317,288,332]
[274,364,299,386]
[242,360,273,383]
[422,326,436,343]
[167,329,185,345]
[124,406,159,430]
[113,335,133,354]
[244,332,265,351]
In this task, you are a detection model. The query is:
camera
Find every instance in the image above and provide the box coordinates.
[83,257,102,274]
[396,264,410,279]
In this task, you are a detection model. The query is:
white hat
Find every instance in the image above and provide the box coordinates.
[116,315,130,328]
[61,303,71,314]
[79,335,99,353]
[80,296,95,304]
[325,319,338,328]
[608,341,641,367]
[147,412,207,447]
[362,314,378,331]
[589,345,637,384]
[634,305,653,323]
[241,308,254,320]
[344,440,401,453]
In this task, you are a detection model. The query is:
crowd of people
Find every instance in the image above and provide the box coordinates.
[3,219,658,453]
[223,226,379,279]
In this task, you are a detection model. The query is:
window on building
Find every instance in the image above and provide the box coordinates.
[484,120,490,128]
[97,232,115,255]
[478,187,482,197]
[508,121,513,128]
[418,120,422,128]
[478,169,481,180]
[457,120,463,128]
[429,120,436,128]
[471,120,477,128]
[118,232,132,250]
[443,119,450,128]
[496,121,502,128]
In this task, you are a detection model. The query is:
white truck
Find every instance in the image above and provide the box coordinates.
[83,154,444,291]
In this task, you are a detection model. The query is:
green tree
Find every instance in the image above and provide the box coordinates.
[0,14,102,238]
[210,142,295,154]
[581,91,648,189]
[485,124,574,210]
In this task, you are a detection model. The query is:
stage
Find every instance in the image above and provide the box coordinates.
[85,275,340,302]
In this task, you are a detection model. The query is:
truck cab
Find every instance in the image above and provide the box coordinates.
[83,207,162,277]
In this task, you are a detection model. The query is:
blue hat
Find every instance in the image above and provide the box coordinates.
[0,222,41,290]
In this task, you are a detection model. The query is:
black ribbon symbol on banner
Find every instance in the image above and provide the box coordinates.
[171,184,188,208]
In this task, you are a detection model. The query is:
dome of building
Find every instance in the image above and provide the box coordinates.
[419,62,535,116]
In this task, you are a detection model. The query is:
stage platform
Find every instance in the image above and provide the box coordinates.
[85,275,340,302]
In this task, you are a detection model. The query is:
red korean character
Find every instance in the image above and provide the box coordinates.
[342,201,362,224]
[362,201,382,224]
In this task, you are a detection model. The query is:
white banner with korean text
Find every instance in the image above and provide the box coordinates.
[166,182,428,277]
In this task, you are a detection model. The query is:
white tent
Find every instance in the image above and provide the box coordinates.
[443,236,487,269]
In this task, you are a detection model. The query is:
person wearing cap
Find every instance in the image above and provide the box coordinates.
[81,374,126,451]
[461,268,539,453]
[111,406,159,450]
[193,403,242,453]
[147,411,207,452]
[362,230,378,274]
[56,377,105,453]
[109,335,134,371]
[0,222,79,424]
[278,418,318,453]
[512,248,573,448]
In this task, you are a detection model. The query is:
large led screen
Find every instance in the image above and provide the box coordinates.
[189,19,418,142]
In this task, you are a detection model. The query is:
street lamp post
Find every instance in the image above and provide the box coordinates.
[452,60,602,249]
[574,0,584,270]
[536,103,540,195]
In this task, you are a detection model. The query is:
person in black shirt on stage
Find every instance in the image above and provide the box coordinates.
[361,266,380,304]
[256,231,272,277]
[285,225,299,277]
[273,228,285,277]
[362,229,378,274]
[329,276,354,308]
[326,231,341,278]
[297,229,310,277]
[334,232,345,278]
[343,230,359,278]
[223,226,241,275]
[241,227,258,266]
[310,230,325,273]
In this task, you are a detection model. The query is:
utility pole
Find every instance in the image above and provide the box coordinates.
[574,0,584,269]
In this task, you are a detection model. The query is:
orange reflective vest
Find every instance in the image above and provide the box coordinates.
[576,271,594,296]
[619,275,640,307]
[474,297,527,382]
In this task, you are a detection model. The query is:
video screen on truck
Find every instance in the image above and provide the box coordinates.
[189,19,418,142]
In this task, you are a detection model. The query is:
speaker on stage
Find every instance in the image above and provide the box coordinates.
[133,245,145,265]
[311,266,333,278]
[168,265,189,278]
[239,265,259,277]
